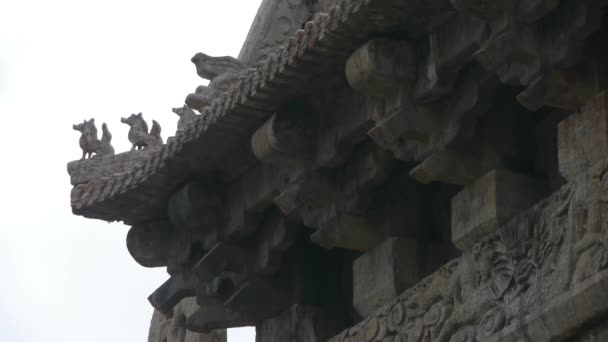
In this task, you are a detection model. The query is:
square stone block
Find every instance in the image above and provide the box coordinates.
[352,237,419,317]
[558,91,608,182]
[451,169,546,251]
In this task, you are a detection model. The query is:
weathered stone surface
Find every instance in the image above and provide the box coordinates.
[148,297,227,342]
[256,305,347,342]
[251,104,318,164]
[571,317,608,341]
[186,53,245,111]
[238,0,315,66]
[451,169,546,251]
[311,214,386,252]
[353,237,420,318]
[66,1,608,340]
[67,147,159,186]
[345,39,417,98]
[149,273,198,315]
[330,161,608,341]
[558,92,608,182]
[72,118,115,160]
[409,149,485,186]
[187,294,256,333]
[318,0,334,11]
[517,67,598,112]
[122,112,163,150]
[173,105,198,131]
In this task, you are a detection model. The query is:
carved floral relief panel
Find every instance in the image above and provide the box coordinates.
[330,163,608,342]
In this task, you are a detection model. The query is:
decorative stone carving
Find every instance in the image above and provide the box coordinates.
[65,1,608,340]
[72,119,114,159]
[330,172,608,341]
[185,53,245,111]
[127,221,174,268]
[329,91,608,342]
[173,105,198,131]
[454,0,604,109]
[413,13,486,103]
[121,112,163,150]
[273,144,395,251]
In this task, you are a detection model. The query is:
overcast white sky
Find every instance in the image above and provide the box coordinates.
[0,1,261,341]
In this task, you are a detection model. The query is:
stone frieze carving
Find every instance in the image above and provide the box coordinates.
[329,163,608,341]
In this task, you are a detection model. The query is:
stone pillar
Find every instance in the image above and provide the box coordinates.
[148,297,227,342]
[352,237,420,317]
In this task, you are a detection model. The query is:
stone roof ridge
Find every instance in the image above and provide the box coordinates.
[70,0,365,215]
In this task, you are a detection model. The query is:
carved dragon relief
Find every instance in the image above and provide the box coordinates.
[330,164,608,342]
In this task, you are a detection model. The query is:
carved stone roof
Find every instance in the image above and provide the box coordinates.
[70,0,447,224]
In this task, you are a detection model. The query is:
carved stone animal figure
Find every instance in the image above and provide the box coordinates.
[73,118,115,160]
[172,105,198,131]
[121,113,163,150]
[185,53,245,111]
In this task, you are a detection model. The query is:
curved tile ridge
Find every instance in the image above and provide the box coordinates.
[70,0,375,219]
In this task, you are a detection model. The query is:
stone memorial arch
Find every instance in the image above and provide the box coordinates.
[68,0,608,340]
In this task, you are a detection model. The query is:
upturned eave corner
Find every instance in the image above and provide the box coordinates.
[64,0,608,341]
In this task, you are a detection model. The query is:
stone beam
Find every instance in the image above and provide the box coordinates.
[251,103,318,164]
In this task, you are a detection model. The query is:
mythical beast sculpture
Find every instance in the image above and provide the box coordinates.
[185,53,245,111]
[121,112,163,150]
[73,118,115,159]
